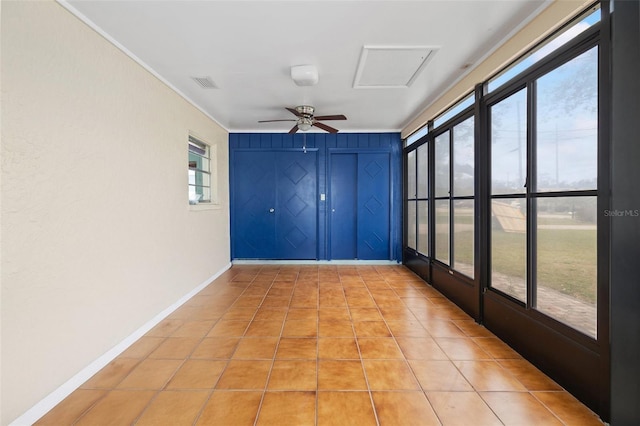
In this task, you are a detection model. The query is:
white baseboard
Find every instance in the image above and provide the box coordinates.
[232,259,399,265]
[10,262,232,426]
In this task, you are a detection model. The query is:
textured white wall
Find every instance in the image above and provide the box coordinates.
[1,1,230,423]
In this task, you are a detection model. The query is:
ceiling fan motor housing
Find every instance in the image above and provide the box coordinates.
[296,105,315,117]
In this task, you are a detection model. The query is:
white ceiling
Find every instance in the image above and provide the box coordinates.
[62,0,549,133]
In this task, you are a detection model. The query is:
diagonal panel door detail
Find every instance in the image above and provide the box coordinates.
[358,153,390,259]
[275,152,318,259]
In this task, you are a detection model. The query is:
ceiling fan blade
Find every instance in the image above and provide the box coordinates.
[258,119,296,123]
[286,107,303,117]
[313,114,347,121]
[313,121,339,133]
[288,124,299,134]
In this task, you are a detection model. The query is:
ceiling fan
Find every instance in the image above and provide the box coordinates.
[258,105,347,134]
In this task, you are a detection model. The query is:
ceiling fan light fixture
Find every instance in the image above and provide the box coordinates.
[297,117,313,131]
[291,65,318,86]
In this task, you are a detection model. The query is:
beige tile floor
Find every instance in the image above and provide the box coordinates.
[37,265,603,425]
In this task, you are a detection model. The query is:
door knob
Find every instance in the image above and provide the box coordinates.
[269,208,275,213]
[332,209,336,212]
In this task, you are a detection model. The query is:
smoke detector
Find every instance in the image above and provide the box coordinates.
[290,65,318,86]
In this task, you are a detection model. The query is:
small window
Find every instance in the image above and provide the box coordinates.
[188,135,212,204]
[405,125,428,147]
[433,92,475,129]
[488,6,600,93]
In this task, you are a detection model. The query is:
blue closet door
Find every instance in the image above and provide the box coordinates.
[330,154,358,259]
[358,153,391,259]
[275,151,318,259]
[233,151,276,258]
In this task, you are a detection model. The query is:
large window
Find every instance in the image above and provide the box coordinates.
[416,143,429,255]
[402,4,607,415]
[406,150,417,249]
[490,89,528,300]
[452,117,475,277]
[433,115,476,278]
[403,1,601,336]
[489,44,599,338]
[434,132,450,264]
[406,137,429,256]
[188,135,212,204]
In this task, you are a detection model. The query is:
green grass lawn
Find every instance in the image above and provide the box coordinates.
[428,209,596,305]
[491,228,597,304]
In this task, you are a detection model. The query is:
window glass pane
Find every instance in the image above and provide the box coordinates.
[407,201,417,249]
[188,137,213,204]
[200,186,211,202]
[453,199,474,278]
[417,200,429,256]
[200,172,211,188]
[434,93,474,128]
[407,150,416,199]
[189,184,197,202]
[189,151,210,173]
[417,143,429,198]
[491,89,527,195]
[536,196,597,337]
[453,116,475,197]
[189,185,211,203]
[488,8,600,92]
[536,47,598,192]
[435,200,450,264]
[491,198,526,301]
[406,126,428,147]
[435,131,450,198]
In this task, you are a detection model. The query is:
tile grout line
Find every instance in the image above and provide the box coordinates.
[40,264,601,425]
[253,267,298,426]
[352,270,383,426]
[150,266,257,426]
[188,265,271,425]
[376,268,446,426]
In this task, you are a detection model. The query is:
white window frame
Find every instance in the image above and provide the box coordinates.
[188,135,217,207]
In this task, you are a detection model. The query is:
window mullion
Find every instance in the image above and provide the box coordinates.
[527,81,536,310]
[449,130,454,268]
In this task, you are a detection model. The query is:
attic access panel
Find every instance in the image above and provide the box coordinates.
[353,45,438,89]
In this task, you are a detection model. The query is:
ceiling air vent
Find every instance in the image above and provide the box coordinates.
[191,76,217,89]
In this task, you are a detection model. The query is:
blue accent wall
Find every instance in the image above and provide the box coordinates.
[230,132,402,261]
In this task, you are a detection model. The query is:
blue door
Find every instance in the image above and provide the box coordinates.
[275,151,317,259]
[358,153,390,259]
[329,152,391,260]
[233,151,276,258]
[330,154,357,259]
[233,150,317,259]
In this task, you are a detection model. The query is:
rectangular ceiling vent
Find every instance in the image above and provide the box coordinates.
[191,76,217,89]
[353,45,438,89]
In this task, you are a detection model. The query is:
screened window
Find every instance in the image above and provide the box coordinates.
[406,125,428,147]
[416,144,429,256]
[433,93,474,128]
[488,6,600,93]
[452,117,475,277]
[489,44,599,338]
[490,88,528,301]
[188,136,212,204]
[534,46,598,337]
[433,115,476,278]
[405,139,429,256]
[406,150,417,250]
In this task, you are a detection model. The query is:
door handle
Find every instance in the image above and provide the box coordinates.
[269,208,275,213]
[331,209,335,212]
